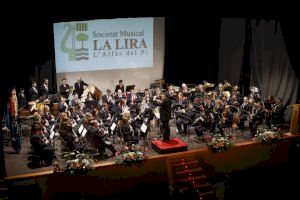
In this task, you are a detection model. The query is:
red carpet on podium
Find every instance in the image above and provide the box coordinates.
[151,138,188,154]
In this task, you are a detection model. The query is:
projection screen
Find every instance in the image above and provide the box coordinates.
[53,17,165,92]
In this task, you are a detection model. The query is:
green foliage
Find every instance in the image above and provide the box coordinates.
[60,151,95,174]
[207,134,235,153]
[115,145,146,167]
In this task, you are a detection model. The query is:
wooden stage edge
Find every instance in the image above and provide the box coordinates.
[4,133,300,182]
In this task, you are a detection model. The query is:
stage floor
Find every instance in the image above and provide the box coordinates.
[3,119,286,178]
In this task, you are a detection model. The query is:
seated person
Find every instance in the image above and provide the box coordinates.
[271,99,285,125]
[217,105,233,136]
[58,96,68,112]
[194,109,214,138]
[87,120,117,158]
[176,102,197,134]
[30,116,54,166]
[118,110,139,145]
[99,103,112,128]
[58,113,78,152]
[69,92,81,107]
[249,102,265,138]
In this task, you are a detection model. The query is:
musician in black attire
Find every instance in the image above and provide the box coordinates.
[263,94,275,129]
[194,109,213,138]
[102,89,112,105]
[18,88,27,109]
[40,78,50,98]
[30,116,54,166]
[59,78,70,98]
[204,97,215,111]
[154,92,172,142]
[130,105,144,137]
[74,77,88,98]
[238,97,252,130]
[58,97,68,112]
[87,120,117,158]
[29,81,39,101]
[119,111,139,145]
[249,102,265,138]
[217,105,233,136]
[115,80,125,93]
[271,99,285,125]
[99,103,112,132]
[175,102,197,134]
[212,99,224,124]
[59,113,78,152]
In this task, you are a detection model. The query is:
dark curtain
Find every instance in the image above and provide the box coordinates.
[250,19,299,120]
[218,18,245,85]
[280,18,300,102]
[37,59,57,94]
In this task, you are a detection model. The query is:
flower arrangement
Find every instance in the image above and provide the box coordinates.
[115,145,146,167]
[256,130,279,144]
[207,134,235,152]
[57,151,95,175]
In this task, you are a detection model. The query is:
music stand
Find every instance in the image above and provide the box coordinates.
[126,85,135,92]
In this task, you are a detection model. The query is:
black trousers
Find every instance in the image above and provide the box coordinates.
[98,141,116,156]
[249,120,263,137]
[160,120,170,141]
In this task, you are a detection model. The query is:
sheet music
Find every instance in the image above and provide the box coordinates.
[141,123,147,133]
[81,128,87,137]
[51,125,55,132]
[78,124,83,134]
[110,123,116,131]
[50,130,55,140]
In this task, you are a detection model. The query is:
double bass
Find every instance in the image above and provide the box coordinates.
[81,84,102,102]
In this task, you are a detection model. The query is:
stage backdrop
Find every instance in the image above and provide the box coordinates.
[54,17,164,92]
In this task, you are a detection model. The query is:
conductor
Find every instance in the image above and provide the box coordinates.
[154,91,172,142]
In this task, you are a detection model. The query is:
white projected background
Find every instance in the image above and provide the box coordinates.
[54,17,165,92]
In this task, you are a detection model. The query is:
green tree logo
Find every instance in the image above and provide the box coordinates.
[76,33,89,49]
